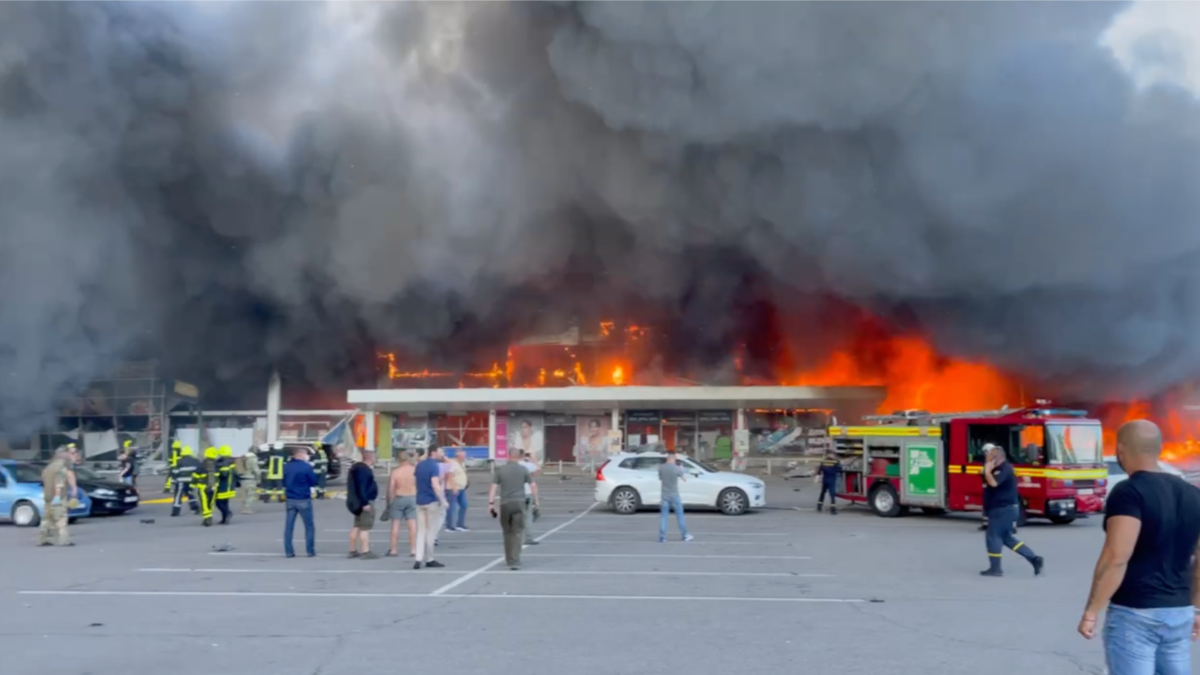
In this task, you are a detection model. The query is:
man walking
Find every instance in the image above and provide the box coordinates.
[387,450,418,557]
[815,452,841,514]
[979,444,1043,577]
[170,446,200,517]
[489,456,535,570]
[658,451,693,543]
[282,445,319,558]
[1079,420,1200,673]
[518,450,540,545]
[238,446,261,515]
[38,447,79,547]
[347,450,380,559]
[413,444,448,569]
[214,446,236,525]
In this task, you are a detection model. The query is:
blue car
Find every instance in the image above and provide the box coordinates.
[0,460,92,527]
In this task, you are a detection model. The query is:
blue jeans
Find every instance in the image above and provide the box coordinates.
[1104,604,1193,675]
[284,499,316,557]
[444,490,458,530]
[446,489,468,529]
[660,494,688,539]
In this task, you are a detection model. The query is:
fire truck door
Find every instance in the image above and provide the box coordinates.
[900,439,944,508]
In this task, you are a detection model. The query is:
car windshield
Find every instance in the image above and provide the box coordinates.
[72,465,100,480]
[14,463,46,484]
[1046,424,1102,465]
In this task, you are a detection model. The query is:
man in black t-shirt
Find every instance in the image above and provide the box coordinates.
[1079,420,1200,674]
[980,443,1043,577]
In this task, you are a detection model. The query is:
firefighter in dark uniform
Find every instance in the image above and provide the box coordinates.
[164,439,182,493]
[980,444,1044,577]
[214,445,237,525]
[171,446,201,517]
[815,452,842,514]
[310,441,329,500]
[263,441,287,502]
[193,447,219,526]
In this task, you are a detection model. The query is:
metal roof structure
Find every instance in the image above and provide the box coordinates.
[347,385,887,413]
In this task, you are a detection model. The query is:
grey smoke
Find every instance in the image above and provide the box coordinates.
[0,1,1197,433]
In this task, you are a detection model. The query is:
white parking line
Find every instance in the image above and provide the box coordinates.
[20,590,861,603]
[428,502,599,596]
[138,568,832,578]
[208,551,811,560]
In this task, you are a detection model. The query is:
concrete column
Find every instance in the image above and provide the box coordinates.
[488,409,497,460]
[365,411,376,451]
[266,369,281,444]
[611,408,619,430]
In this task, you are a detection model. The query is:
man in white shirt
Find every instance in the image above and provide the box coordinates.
[518,450,539,545]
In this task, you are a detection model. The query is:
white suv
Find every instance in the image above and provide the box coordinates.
[595,452,766,515]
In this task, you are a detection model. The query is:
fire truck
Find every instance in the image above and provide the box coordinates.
[827,407,1106,524]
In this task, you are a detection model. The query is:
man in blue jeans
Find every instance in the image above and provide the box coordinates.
[282,446,319,558]
[658,451,694,543]
[1079,420,1200,674]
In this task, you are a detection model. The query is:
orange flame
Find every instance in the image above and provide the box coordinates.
[351,415,366,448]
[1097,396,1200,462]
[612,365,626,386]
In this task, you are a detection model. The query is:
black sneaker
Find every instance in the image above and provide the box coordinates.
[307,553,317,558]
[830,507,838,515]
[509,565,520,571]
[285,553,296,559]
[425,560,445,568]
[1032,556,1044,577]
[816,503,823,513]
[385,551,398,558]
[979,569,1003,577]
[348,551,360,559]
[413,562,422,570]
[360,552,380,560]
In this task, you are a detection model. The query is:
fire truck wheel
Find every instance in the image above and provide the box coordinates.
[610,487,641,515]
[920,507,947,516]
[718,488,749,516]
[869,484,905,518]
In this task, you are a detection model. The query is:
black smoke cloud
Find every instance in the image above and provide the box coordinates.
[0,1,1197,431]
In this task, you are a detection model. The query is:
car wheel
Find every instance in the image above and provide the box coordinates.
[68,517,78,525]
[12,500,40,527]
[610,487,641,514]
[869,484,905,518]
[719,488,749,515]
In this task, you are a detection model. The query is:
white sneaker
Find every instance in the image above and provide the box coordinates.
[457,527,470,532]
[683,534,694,542]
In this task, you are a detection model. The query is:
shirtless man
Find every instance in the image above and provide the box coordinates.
[387,450,419,557]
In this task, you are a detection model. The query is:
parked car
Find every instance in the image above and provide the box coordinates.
[1105,458,1186,493]
[0,460,92,526]
[595,451,766,515]
[67,464,139,515]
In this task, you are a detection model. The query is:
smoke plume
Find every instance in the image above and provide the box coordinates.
[1,1,1198,431]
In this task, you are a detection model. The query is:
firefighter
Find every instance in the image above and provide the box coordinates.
[980,444,1043,577]
[214,445,237,525]
[163,439,182,493]
[263,441,287,502]
[193,447,219,526]
[310,441,329,500]
[815,452,842,515]
[171,446,201,517]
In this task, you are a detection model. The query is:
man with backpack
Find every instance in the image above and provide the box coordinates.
[346,450,380,559]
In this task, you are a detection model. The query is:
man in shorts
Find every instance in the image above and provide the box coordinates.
[347,450,380,559]
[387,450,419,557]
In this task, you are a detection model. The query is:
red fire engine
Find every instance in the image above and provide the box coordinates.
[827,407,1106,524]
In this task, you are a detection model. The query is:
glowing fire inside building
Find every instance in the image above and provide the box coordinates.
[369,316,1200,463]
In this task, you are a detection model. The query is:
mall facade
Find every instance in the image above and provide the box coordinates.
[346,385,886,466]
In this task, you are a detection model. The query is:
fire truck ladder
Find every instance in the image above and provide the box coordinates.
[862,406,1088,426]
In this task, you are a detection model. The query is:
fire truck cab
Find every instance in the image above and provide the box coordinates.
[828,407,1106,524]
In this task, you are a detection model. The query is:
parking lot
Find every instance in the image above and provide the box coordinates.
[0,474,1181,675]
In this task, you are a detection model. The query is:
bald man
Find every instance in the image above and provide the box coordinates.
[1079,420,1200,675]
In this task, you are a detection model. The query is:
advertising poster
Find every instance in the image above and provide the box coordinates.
[494,415,508,461]
[507,412,544,463]
[574,416,612,466]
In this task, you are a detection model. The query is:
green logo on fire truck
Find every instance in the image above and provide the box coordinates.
[906,445,938,497]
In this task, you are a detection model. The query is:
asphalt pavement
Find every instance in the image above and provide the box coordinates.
[0,474,1182,675]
